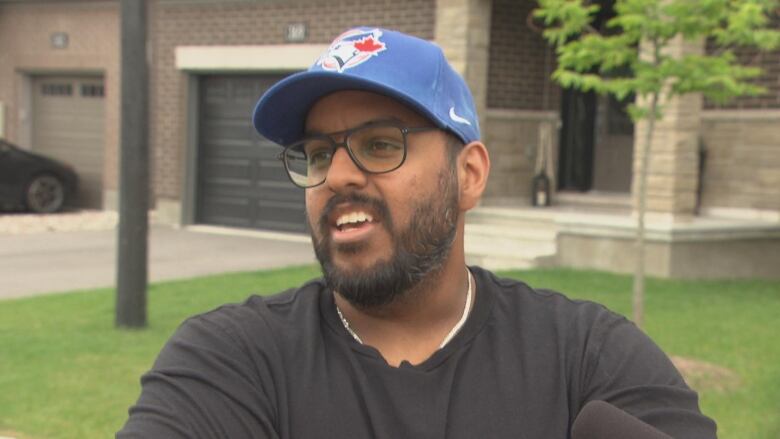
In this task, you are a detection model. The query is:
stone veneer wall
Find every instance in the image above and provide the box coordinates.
[699,110,780,220]
[435,0,492,129]
[631,38,703,217]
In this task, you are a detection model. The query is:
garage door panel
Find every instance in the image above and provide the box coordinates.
[200,125,251,142]
[256,199,308,221]
[256,185,301,203]
[196,74,306,232]
[200,141,260,156]
[200,104,254,119]
[200,157,252,176]
[200,179,252,194]
[259,165,290,182]
[199,200,252,227]
[200,125,262,145]
[198,158,288,182]
[201,182,298,202]
[255,139,282,150]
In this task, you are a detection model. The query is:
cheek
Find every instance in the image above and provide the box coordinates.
[383,174,421,222]
[305,191,324,228]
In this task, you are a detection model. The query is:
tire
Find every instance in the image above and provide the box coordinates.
[25,174,66,213]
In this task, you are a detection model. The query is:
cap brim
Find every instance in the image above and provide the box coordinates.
[252,70,449,146]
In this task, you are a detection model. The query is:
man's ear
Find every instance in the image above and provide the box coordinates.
[457,141,490,211]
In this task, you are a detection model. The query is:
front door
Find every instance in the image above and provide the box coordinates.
[557,88,596,192]
[592,94,634,192]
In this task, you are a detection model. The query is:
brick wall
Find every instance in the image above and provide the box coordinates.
[149,0,434,199]
[704,46,780,109]
[486,0,560,111]
[0,1,120,194]
[704,14,780,110]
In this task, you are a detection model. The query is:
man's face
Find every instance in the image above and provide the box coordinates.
[304,91,461,309]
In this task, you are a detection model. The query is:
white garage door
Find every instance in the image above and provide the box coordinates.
[32,76,105,208]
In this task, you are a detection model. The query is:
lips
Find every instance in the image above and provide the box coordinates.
[318,193,391,247]
[327,207,377,245]
[335,210,375,231]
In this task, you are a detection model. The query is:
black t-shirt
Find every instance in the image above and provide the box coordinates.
[117,267,717,438]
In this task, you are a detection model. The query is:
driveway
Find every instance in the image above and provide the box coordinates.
[0,213,316,300]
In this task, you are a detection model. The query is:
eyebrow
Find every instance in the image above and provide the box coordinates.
[302,117,406,137]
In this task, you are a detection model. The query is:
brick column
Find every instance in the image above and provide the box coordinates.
[435,0,492,136]
[633,37,704,218]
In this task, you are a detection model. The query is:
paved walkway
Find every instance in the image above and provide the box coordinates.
[0,212,316,300]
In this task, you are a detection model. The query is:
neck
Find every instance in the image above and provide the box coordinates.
[334,252,473,366]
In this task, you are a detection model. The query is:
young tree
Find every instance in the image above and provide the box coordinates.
[535,0,779,327]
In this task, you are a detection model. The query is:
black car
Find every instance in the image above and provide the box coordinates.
[0,139,79,213]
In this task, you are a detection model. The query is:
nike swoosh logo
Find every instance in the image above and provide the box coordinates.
[449,107,472,126]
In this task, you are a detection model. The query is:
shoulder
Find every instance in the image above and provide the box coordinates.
[472,266,623,333]
[119,280,328,437]
[470,267,642,383]
[471,268,714,437]
[196,277,325,325]
[162,278,327,361]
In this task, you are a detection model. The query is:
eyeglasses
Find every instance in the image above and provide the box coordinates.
[277,121,439,188]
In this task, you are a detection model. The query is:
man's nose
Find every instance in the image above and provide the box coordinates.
[325,146,368,191]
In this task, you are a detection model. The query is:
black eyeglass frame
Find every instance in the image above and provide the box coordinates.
[276,121,440,189]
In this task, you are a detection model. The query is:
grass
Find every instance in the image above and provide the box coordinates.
[1,266,778,439]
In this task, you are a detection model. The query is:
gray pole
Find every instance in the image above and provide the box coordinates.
[116,0,149,328]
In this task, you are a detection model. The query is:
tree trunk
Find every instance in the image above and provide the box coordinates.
[633,90,659,329]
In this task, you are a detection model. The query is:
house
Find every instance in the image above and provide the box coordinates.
[1,0,778,278]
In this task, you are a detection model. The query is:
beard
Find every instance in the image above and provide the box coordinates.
[310,167,459,310]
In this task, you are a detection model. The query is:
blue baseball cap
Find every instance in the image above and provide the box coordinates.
[252,27,480,146]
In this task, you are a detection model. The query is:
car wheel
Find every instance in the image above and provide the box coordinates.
[25,174,66,213]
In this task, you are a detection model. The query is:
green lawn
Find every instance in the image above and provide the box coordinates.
[1,266,778,439]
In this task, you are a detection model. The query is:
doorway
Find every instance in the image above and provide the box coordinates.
[555,0,634,194]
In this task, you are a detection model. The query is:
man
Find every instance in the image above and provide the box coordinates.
[118,28,717,438]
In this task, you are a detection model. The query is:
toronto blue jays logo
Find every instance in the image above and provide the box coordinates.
[318,29,387,73]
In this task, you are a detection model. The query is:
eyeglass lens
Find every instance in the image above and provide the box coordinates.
[284,124,407,187]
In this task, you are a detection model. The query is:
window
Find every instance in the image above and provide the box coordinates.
[41,83,73,96]
[81,84,105,98]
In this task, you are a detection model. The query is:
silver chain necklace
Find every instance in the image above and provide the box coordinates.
[335,267,473,349]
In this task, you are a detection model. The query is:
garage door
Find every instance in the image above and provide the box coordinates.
[32,76,105,208]
[196,75,307,233]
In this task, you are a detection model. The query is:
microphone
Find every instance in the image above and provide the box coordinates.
[572,400,673,439]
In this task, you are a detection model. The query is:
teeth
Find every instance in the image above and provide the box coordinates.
[336,211,374,227]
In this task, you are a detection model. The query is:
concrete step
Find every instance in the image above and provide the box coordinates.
[555,191,632,214]
[466,253,539,270]
[464,207,559,270]
[465,237,556,260]
[466,206,560,230]
[465,222,557,242]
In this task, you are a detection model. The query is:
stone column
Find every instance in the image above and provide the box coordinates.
[633,36,704,219]
[435,0,492,135]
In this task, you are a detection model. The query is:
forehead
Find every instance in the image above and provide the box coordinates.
[304,90,432,134]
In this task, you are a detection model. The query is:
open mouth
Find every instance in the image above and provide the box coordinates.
[335,211,376,232]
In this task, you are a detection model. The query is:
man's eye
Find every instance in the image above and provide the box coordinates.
[364,139,403,155]
[308,149,332,167]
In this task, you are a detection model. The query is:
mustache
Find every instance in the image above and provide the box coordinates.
[318,192,392,234]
